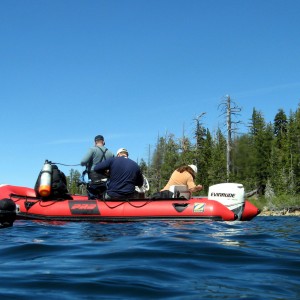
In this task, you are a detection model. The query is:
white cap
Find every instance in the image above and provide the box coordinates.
[116,148,129,156]
[188,164,197,173]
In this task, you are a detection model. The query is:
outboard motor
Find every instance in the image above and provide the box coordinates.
[0,198,17,228]
[208,183,245,220]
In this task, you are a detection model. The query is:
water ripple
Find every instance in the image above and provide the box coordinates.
[0,217,299,299]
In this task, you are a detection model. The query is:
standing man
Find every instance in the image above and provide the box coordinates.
[94,148,144,199]
[81,135,114,198]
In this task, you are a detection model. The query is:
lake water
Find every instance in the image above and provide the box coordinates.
[0,216,299,299]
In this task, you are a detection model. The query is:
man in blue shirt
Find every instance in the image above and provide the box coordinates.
[94,148,144,199]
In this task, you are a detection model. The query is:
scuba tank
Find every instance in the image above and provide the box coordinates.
[38,160,53,197]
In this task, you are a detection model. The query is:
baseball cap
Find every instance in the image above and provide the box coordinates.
[94,135,104,142]
[116,148,129,156]
[188,164,198,173]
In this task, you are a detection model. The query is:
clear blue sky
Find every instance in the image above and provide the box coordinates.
[0,0,299,187]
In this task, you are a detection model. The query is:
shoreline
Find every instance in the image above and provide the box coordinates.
[258,208,300,216]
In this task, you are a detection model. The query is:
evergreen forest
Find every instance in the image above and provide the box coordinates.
[67,99,300,210]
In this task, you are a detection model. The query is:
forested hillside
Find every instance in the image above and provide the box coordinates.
[68,100,300,207]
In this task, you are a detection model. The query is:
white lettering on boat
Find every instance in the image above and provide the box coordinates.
[210,192,235,198]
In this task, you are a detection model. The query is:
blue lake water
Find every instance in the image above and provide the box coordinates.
[0,217,299,299]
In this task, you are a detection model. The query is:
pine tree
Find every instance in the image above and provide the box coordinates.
[149,135,166,192]
[274,109,288,149]
[66,169,83,195]
[287,104,300,193]
[231,134,256,191]
[160,134,180,188]
[270,109,289,194]
[201,129,213,190]
[193,113,207,187]
[249,109,272,192]
[208,128,227,185]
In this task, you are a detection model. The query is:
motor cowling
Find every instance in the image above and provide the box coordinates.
[38,160,52,197]
[208,183,245,220]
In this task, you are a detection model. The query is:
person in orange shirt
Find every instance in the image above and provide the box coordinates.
[161,164,203,194]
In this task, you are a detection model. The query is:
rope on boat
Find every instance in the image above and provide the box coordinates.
[51,162,81,167]
[102,199,152,209]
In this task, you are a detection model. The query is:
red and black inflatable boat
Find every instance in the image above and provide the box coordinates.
[0,183,260,226]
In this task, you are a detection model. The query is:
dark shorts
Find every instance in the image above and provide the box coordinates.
[87,171,108,199]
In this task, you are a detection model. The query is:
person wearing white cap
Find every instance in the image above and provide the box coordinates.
[116,148,129,156]
[94,147,144,199]
[161,164,203,194]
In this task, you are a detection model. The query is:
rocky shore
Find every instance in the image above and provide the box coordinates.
[259,207,300,216]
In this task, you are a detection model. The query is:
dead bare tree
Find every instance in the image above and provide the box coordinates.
[218,95,242,181]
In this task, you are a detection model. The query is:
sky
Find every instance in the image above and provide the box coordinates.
[0,0,299,188]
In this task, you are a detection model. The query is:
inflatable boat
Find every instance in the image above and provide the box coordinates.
[0,182,260,227]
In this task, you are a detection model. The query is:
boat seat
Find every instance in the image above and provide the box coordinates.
[169,185,191,200]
